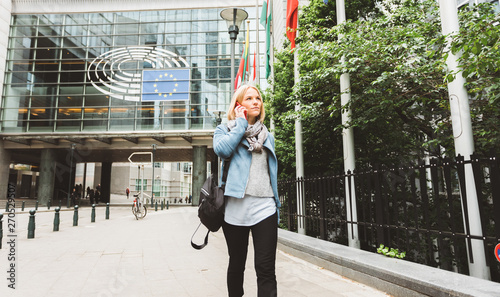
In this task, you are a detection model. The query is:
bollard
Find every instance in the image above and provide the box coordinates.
[53,207,60,231]
[151,198,154,208]
[161,200,164,210]
[59,199,62,209]
[0,214,3,249]
[166,200,169,210]
[155,201,158,211]
[35,200,39,210]
[27,209,36,239]
[105,203,110,220]
[73,205,79,226]
[4,201,8,212]
[91,204,96,223]
[47,200,51,210]
[22,201,25,211]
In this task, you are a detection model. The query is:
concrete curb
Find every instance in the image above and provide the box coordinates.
[278,229,500,297]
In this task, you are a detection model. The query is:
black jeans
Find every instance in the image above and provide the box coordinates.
[222,212,278,297]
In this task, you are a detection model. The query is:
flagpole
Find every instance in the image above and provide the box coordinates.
[336,0,360,249]
[293,0,306,235]
[256,0,260,83]
[438,0,489,280]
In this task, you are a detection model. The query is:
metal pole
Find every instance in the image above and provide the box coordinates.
[230,36,236,93]
[438,0,489,280]
[294,1,306,235]
[256,0,260,83]
[67,144,75,208]
[152,144,156,202]
[336,0,360,249]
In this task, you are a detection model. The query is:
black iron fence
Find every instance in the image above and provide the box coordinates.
[278,155,500,282]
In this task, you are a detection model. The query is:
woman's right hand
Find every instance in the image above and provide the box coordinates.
[235,104,247,120]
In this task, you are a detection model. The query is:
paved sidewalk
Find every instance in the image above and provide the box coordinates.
[0,205,389,297]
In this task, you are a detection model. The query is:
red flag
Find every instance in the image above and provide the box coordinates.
[251,51,256,82]
[286,0,299,49]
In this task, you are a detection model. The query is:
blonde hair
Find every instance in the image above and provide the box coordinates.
[227,84,266,122]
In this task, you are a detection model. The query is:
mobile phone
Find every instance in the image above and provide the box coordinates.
[236,102,247,119]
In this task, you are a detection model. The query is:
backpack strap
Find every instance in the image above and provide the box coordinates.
[191,222,210,250]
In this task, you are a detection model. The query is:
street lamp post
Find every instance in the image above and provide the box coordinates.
[220,8,248,94]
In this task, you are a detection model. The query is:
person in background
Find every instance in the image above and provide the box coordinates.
[213,84,281,297]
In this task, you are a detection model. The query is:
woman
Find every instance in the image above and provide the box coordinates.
[213,84,281,297]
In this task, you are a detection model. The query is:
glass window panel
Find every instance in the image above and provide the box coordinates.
[191,9,217,20]
[116,12,140,23]
[37,25,62,36]
[57,106,82,124]
[39,14,63,26]
[165,22,190,33]
[28,105,56,132]
[164,33,190,45]
[140,11,166,23]
[13,15,37,26]
[10,26,36,38]
[32,67,59,83]
[65,14,89,25]
[88,24,112,36]
[89,13,113,25]
[115,23,139,34]
[30,96,56,108]
[83,93,108,131]
[166,10,190,21]
[64,25,88,38]
[59,88,84,101]
[114,34,139,46]
[191,21,218,32]
[140,33,164,46]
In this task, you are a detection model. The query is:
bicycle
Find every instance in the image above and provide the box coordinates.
[132,192,147,219]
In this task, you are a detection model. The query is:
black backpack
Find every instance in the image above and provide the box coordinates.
[191,160,230,249]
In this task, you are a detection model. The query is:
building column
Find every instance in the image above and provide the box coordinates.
[0,140,11,198]
[38,149,56,205]
[101,162,112,204]
[192,146,207,206]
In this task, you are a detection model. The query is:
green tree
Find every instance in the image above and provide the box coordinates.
[267,0,500,179]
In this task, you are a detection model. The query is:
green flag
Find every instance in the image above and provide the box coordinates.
[260,0,272,79]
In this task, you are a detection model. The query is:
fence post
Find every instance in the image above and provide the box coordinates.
[53,207,60,231]
[27,210,36,239]
[73,205,79,226]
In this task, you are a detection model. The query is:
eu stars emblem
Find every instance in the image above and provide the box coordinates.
[142,69,190,101]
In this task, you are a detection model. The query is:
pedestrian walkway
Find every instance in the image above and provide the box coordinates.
[0,205,389,297]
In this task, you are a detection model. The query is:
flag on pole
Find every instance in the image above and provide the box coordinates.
[250,51,257,83]
[235,47,245,90]
[286,0,299,49]
[235,24,250,90]
[242,22,250,82]
[260,0,272,79]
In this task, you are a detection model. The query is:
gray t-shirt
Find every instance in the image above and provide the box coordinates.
[224,150,276,226]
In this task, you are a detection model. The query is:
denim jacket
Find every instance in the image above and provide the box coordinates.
[213,117,281,211]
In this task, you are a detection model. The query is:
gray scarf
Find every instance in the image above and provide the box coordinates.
[227,120,268,153]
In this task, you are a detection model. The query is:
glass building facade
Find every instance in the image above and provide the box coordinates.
[1,8,264,133]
